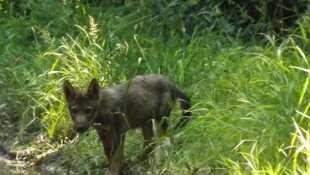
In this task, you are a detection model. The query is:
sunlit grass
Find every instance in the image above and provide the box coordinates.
[0,1,310,175]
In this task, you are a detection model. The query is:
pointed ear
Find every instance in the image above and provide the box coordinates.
[63,80,76,102]
[87,78,100,99]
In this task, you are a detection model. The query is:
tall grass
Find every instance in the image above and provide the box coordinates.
[221,45,310,174]
[39,31,309,174]
[0,1,310,174]
[38,16,121,138]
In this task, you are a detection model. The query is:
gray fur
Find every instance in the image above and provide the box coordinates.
[97,74,191,130]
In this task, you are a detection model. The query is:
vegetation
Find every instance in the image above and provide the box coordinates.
[0,0,309,174]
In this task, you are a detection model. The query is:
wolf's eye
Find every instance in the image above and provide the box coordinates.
[71,107,78,114]
[85,106,93,114]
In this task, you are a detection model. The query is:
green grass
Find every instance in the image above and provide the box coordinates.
[0,0,310,174]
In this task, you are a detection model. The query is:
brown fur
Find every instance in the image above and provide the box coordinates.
[63,74,191,175]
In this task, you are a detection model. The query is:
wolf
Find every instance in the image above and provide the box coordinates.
[63,74,191,175]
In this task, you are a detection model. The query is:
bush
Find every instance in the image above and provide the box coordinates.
[150,0,309,39]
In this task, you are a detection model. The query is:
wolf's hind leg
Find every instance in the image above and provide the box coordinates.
[138,121,155,160]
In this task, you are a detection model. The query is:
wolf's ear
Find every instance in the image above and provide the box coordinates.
[63,80,76,102]
[87,78,100,99]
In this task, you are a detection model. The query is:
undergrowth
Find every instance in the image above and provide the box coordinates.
[0,0,309,174]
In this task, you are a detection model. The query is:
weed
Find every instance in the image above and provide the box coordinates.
[0,1,310,174]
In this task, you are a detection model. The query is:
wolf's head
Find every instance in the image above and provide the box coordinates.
[63,78,100,133]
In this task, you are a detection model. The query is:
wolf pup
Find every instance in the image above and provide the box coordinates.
[63,74,191,175]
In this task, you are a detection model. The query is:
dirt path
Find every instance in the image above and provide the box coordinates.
[0,146,40,175]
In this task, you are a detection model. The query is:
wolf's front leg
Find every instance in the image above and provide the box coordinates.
[109,132,125,175]
[95,128,112,162]
[95,128,124,174]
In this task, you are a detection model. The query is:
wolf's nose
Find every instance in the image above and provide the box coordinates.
[75,125,87,133]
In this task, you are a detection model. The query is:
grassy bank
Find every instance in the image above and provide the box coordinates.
[0,0,309,174]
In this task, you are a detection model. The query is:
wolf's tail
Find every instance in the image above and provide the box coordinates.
[171,85,191,128]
